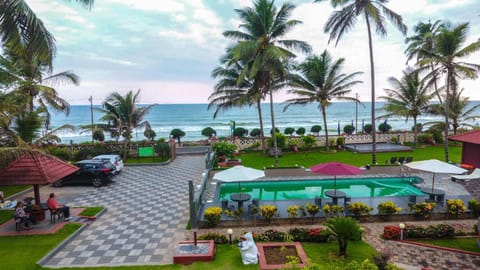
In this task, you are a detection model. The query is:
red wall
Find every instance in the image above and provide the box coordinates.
[461,143,480,168]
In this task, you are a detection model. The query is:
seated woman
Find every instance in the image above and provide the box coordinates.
[238,232,258,265]
[15,202,35,229]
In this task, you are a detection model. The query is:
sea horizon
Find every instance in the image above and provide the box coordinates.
[49,101,480,144]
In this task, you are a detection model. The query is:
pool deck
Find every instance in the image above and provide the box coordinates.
[205,165,474,218]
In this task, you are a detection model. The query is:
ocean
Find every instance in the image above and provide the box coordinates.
[49,102,480,144]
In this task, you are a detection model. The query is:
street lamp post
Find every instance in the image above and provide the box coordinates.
[399,223,405,240]
[355,93,359,134]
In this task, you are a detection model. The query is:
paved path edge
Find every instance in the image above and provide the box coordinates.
[37,207,108,267]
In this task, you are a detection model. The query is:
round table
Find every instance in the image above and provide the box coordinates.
[324,190,346,205]
[230,193,251,209]
[421,188,445,205]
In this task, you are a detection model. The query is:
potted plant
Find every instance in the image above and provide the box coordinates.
[408,202,436,219]
[260,205,278,222]
[377,201,402,220]
[305,203,320,224]
[445,199,466,218]
[348,202,373,218]
[286,205,299,218]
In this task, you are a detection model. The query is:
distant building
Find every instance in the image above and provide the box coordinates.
[449,130,480,168]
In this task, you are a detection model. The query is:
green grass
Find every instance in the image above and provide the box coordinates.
[125,156,170,164]
[78,207,104,217]
[0,223,82,270]
[0,209,13,224]
[413,237,480,253]
[238,145,462,169]
[1,185,31,197]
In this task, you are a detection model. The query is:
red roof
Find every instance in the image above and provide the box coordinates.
[449,130,480,144]
[0,152,79,185]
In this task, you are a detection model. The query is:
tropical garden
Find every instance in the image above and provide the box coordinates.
[0,0,480,269]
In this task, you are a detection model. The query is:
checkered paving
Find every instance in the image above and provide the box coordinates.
[42,156,204,267]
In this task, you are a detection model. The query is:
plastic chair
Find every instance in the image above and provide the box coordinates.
[405,157,413,163]
[398,157,405,164]
[49,208,63,223]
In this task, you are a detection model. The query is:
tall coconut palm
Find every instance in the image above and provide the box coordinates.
[421,22,480,161]
[379,69,434,147]
[209,51,268,153]
[224,0,311,166]
[284,50,363,151]
[0,0,94,71]
[98,90,155,160]
[316,0,407,164]
[0,51,80,129]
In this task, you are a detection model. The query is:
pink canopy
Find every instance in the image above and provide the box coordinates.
[310,162,363,192]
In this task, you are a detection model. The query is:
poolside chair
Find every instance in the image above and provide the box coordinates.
[398,157,405,164]
[451,168,480,181]
[248,198,260,215]
[49,208,63,223]
[386,157,397,164]
[405,156,413,163]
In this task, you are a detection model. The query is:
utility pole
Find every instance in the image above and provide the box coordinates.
[89,96,94,144]
[355,93,359,134]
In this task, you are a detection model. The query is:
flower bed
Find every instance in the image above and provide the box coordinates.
[257,242,309,270]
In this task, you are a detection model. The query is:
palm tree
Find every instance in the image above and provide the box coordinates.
[0,0,94,71]
[98,90,155,160]
[421,22,480,161]
[224,0,311,166]
[427,89,480,135]
[324,216,362,257]
[209,52,268,153]
[0,51,80,128]
[379,69,434,147]
[316,0,407,164]
[284,50,363,151]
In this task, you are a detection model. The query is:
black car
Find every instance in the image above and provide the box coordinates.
[53,160,115,187]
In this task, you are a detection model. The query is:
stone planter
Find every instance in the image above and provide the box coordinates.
[257,242,309,270]
[173,240,215,265]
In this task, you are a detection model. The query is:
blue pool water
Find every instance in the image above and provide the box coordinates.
[219,177,423,201]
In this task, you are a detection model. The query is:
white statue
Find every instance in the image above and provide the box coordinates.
[238,232,258,264]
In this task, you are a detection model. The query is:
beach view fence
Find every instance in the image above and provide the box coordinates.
[190,151,215,227]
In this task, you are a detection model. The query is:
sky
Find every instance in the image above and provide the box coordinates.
[26,0,480,105]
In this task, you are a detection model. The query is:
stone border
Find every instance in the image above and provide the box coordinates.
[37,207,107,267]
[257,242,309,270]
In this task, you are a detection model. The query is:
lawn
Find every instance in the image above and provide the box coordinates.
[238,145,462,169]
[0,224,82,270]
[125,156,170,164]
[78,206,104,217]
[0,209,13,224]
[413,237,480,253]
[1,185,31,197]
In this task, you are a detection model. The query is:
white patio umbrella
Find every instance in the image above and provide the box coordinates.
[405,159,467,192]
[213,165,265,193]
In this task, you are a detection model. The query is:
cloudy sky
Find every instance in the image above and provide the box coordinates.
[26,0,480,105]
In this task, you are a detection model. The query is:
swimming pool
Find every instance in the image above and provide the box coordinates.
[218,177,423,201]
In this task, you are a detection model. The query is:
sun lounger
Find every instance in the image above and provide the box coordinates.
[451,168,480,181]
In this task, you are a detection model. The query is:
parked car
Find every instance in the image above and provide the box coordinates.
[53,160,115,187]
[92,154,124,174]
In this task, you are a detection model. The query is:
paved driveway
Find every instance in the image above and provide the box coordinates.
[42,155,205,267]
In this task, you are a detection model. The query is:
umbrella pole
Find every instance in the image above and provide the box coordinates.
[238,182,241,197]
[34,184,41,205]
[334,175,337,195]
[431,173,435,193]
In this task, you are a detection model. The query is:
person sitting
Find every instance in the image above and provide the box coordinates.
[238,232,258,265]
[46,193,70,221]
[15,202,35,229]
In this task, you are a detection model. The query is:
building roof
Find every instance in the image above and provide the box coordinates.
[448,129,480,144]
[0,152,79,185]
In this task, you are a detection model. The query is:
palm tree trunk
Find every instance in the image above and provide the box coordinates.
[269,90,278,167]
[444,69,452,162]
[339,238,347,257]
[365,14,377,165]
[321,105,329,152]
[413,116,418,147]
[256,100,266,153]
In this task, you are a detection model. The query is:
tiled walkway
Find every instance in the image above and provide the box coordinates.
[41,156,205,268]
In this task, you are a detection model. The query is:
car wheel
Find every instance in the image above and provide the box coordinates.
[53,180,63,187]
[92,178,103,187]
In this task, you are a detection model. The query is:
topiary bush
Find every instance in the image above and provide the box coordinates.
[284,127,295,136]
[378,122,392,133]
[201,127,216,138]
[363,124,372,134]
[198,232,228,244]
[233,127,248,137]
[155,139,170,159]
[250,128,262,137]
[343,125,355,135]
[311,125,322,135]
[267,132,286,149]
[301,134,316,150]
[296,127,306,136]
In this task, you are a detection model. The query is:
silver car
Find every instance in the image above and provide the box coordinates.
[92,154,124,174]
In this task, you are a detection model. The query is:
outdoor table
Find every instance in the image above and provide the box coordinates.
[230,193,251,209]
[421,188,445,205]
[324,190,346,205]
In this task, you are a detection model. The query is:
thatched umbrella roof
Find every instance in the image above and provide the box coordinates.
[0,148,78,204]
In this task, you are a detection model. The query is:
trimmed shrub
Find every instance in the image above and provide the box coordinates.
[198,232,228,244]
[378,122,392,133]
[311,125,322,135]
[301,135,316,150]
[348,202,373,216]
[336,136,345,147]
[363,124,373,134]
[203,206,222,227]
[250,128,262,137]
[296,127,306,136]
[284,127,295,136]
[343,124,355,135]
[201,127,216,138]
[288,227,332,243]
[233,127,248,137]
[267,132,286,149]
[468,198,480,217]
